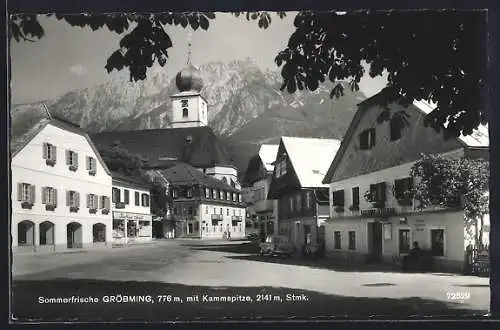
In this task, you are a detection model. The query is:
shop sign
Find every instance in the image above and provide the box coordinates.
[113,211,152,222]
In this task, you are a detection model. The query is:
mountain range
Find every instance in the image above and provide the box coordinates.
[10,58,367,178]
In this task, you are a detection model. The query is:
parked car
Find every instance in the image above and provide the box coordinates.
[259,235,296,257]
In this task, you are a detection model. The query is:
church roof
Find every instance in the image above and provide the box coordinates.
[90,126,235,170]
[158,163,239,192]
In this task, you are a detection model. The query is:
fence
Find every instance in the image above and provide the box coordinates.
[464,245,489,276]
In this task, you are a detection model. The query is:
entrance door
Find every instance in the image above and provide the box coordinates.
[303,225,311,244]
[188,223,193,234]
[67,222,82,249]
[367,221,383,262]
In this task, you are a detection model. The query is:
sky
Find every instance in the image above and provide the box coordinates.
[10,12,388,105]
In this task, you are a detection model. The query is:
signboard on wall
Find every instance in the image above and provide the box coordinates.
[383,223,393,240]
[113,211,152,222]
[415,219,426,232]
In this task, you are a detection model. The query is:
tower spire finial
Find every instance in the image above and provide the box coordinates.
[187,31,192,65]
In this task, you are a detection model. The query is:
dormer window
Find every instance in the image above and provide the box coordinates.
[186,187,193,198]
[212,189,216,199]
[390,120,402,141]
[359,128,376,150]
[219,191,223,200]
[205,188,210,199]
[172,189,178,199]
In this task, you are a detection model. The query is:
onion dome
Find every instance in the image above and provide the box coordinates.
[175,64,203,93]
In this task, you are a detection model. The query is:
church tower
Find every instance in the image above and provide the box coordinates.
[170,33,209,129]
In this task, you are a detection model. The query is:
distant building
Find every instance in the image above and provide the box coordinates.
[267,137,341,249]
[110,172,153,245]
[322,92,489,272]
[242,144,279,236]
[11,112,113,253]
[154,163,246,239]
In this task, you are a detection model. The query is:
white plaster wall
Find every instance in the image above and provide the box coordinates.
[11,123,113,248]
[200,203,246,239]
[111,183,151,215]
[171,94,202,128]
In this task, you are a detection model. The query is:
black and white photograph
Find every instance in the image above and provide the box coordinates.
[8,9,493,322]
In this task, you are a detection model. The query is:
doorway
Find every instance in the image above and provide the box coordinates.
[67,222,82,249]
[367,221,383,262]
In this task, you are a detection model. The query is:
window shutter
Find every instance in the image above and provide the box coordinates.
[53,145,57,161]
[41,187,47,204]
[42,143,48,159]
[53,189,58,206]
[29,185,35,203]
[99,196,104,209]
[74,153,79,168]
[17,183,23,201]
[378,182,386,202]
[91,158,96,171]
[86,156,90,170]
[86,194,91,208]
[75,192,80,207]
[370,129,376,147]
[105,196,110,209]
[65,150,70,165]
[66,191,71,206]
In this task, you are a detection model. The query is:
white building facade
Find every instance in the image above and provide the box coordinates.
[111,174,153,245]
[322,95,490,272]
[11,118,113,253]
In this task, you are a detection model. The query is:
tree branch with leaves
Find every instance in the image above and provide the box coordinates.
[410,153,490,247]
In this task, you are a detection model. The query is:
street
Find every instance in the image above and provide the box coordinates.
[11,239,491,321]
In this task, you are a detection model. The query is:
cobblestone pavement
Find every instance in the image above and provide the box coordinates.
[11,239,491,321]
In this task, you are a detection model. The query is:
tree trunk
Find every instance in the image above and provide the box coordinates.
[474,217,480,247]
[478,215,485,248]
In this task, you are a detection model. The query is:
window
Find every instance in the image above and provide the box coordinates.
[227,208,230,216]
[232,193,236,201]
[124,189,130,204]
[220,208,223,215]
[238,194,242,202]
[205,206,208,214]
[188,207,193,215]
[112,188,121,203]
[275,159,287,178]
[390,120,402,141]
[352,187,360,207]
[394,177,414,201]
[86,156,97,173]
[173,207,178,215]
[141,193,150,207]
[369,182,387,203]
[100,196,111,209]
[87,194,98,209]
[226,191,231,201]
[66,150,78,167]
[186,188,193,198]
[212,189,216,198]
[135,191,140,206]
[42,187,57,206]
[332,190,345,207]
[295,193,302,211]
[181,99,189,107]
[182,108,189,117]
[430,229,445,257]
[399,229,410,254]
[205,188,210,199]
[222,177,228,184]
[17,183,34,203]
[67,190,80,207]
[42,143,57,161]
[219,191,223,200]
[172,189,178,199]
[334,231,341,249]
[289,196,294,212]
[348,231,356,250]
[305,191,312,208]
[359,128,376,150]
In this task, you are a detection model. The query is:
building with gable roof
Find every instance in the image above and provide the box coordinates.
[321,91,489,272]
[267,137,341,249]
[242,144,279,237]
[11,107,113,253]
